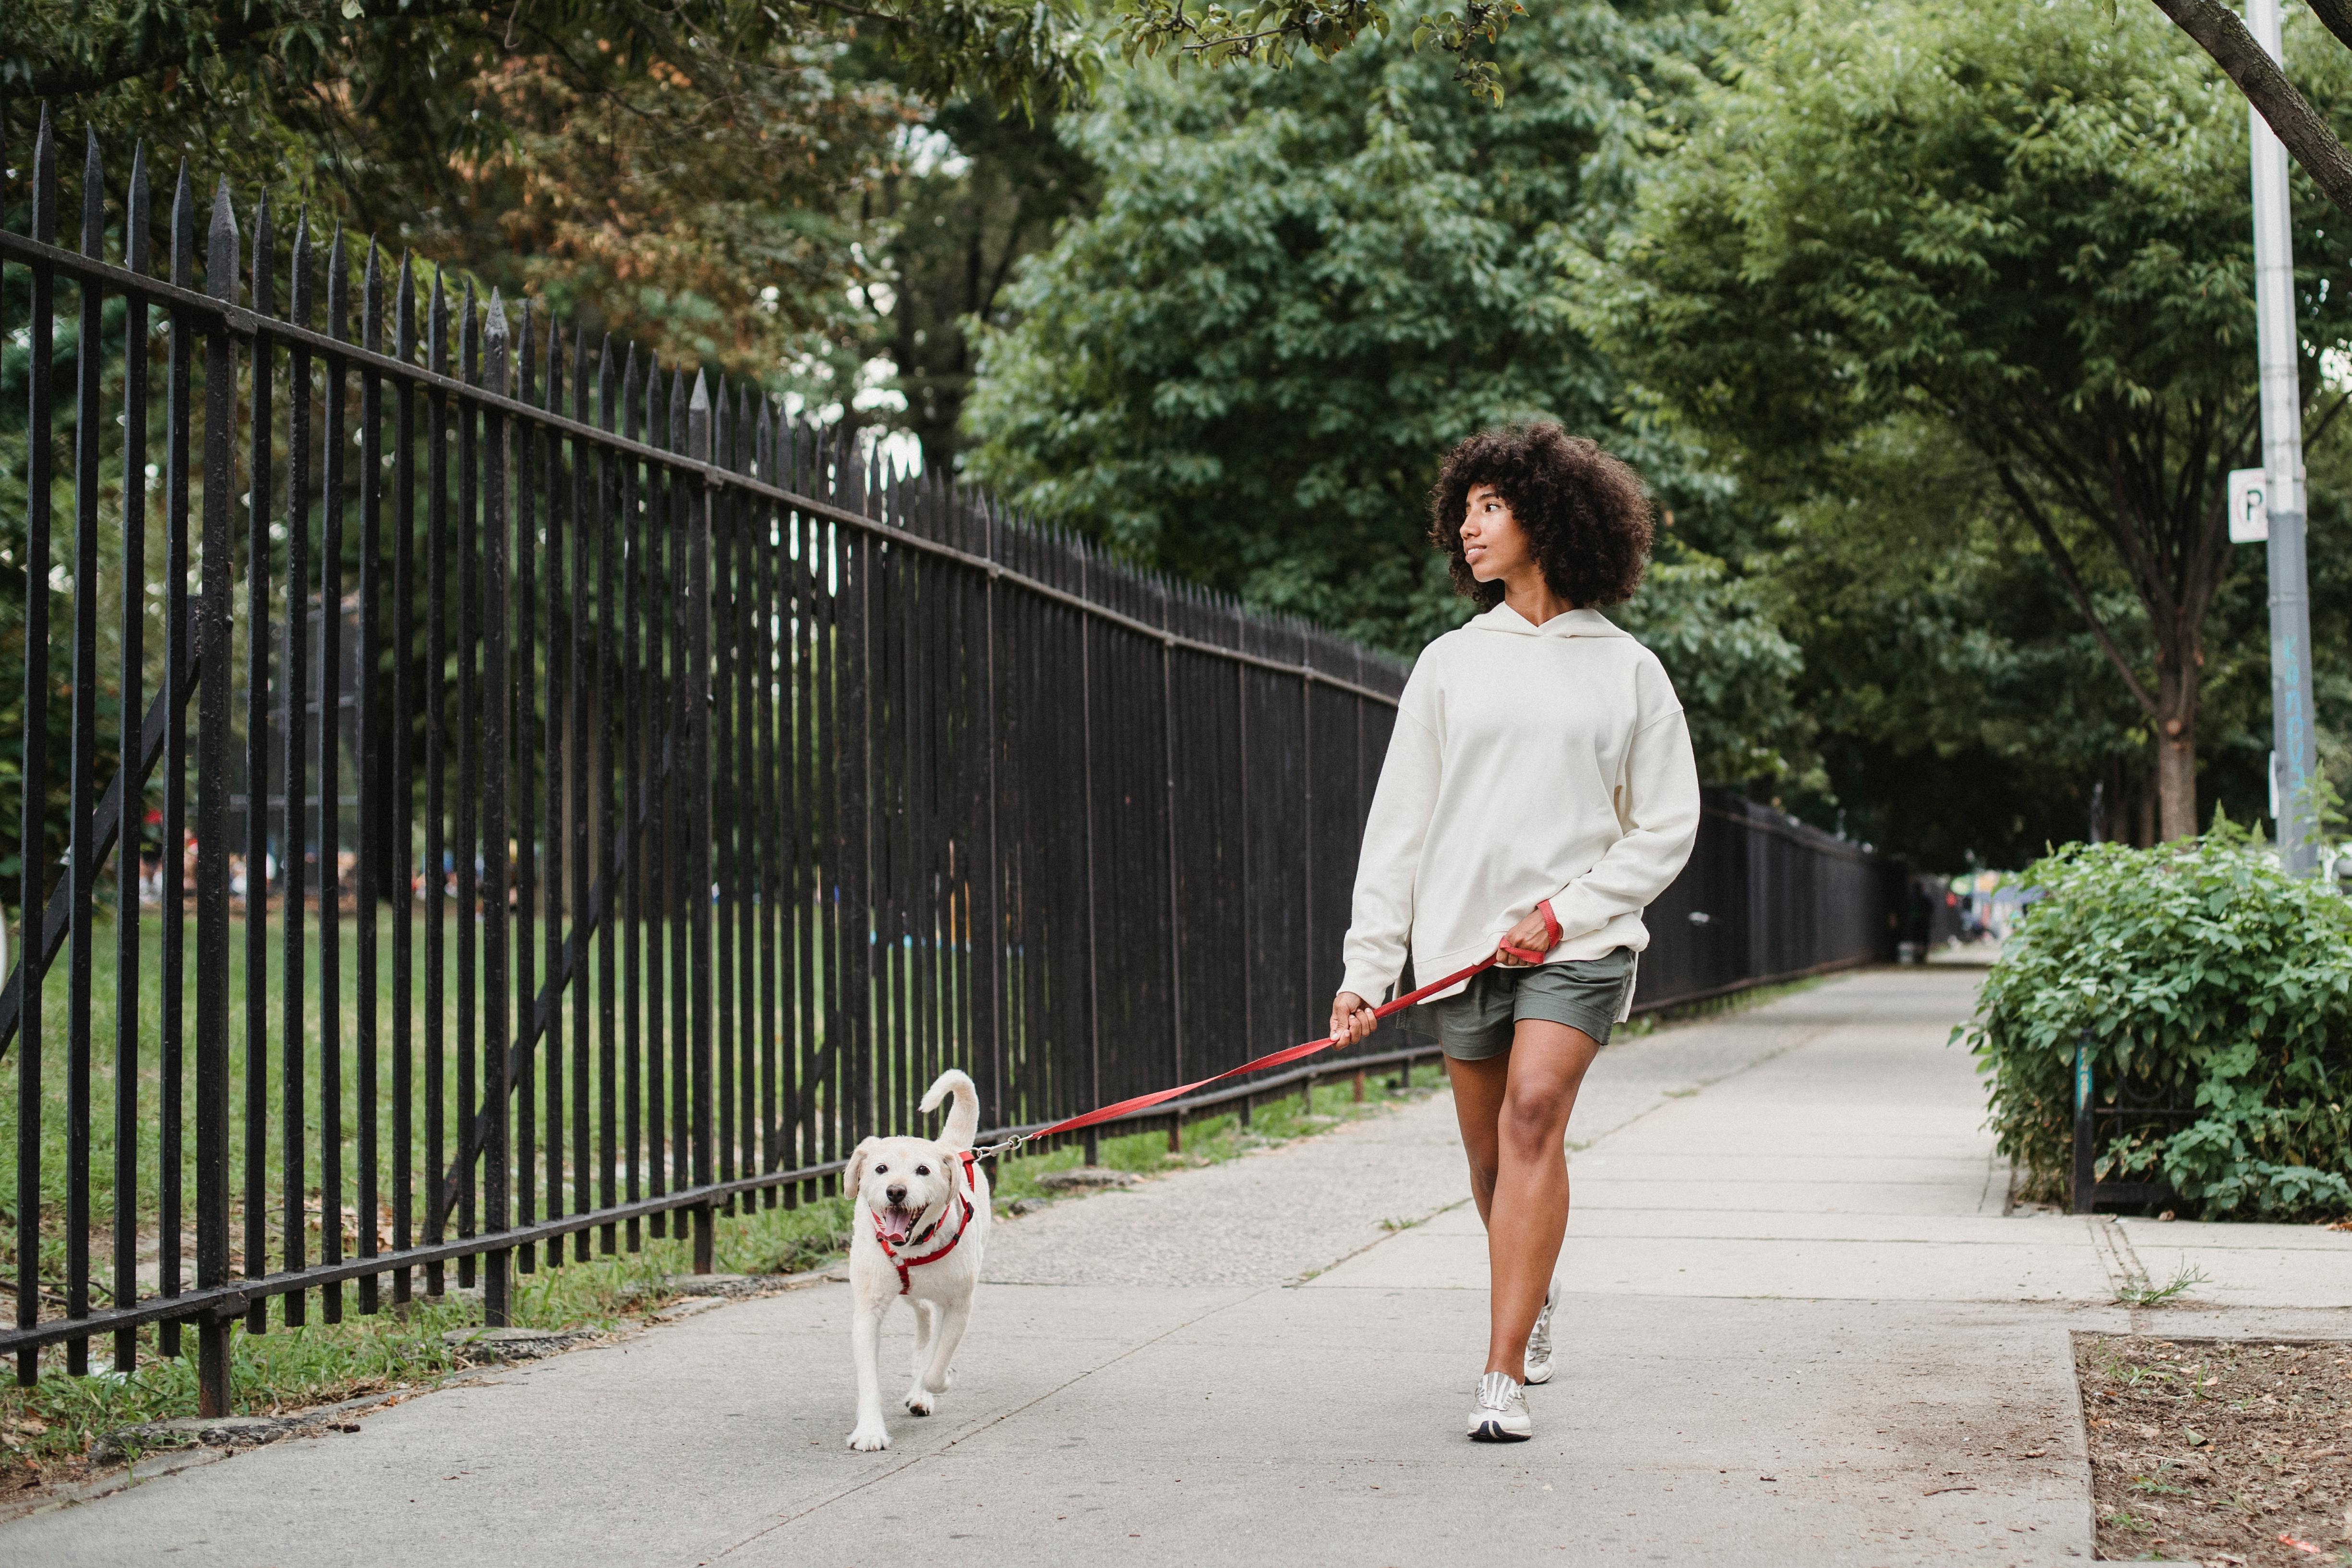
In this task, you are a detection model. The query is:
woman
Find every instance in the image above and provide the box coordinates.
[1329,423,1699,1443]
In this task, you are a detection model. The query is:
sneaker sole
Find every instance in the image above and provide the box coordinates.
[1522,1365,1552,1386]
[1468,1418,1532,1442]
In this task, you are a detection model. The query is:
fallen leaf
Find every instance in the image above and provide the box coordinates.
[2278,1534,2325,1556]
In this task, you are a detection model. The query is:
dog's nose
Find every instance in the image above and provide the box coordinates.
[886,1183,907,1205]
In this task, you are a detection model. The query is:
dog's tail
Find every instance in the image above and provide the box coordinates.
[921,1069,979,1151]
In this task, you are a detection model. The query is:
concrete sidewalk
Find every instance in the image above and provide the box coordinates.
[11,968,2352,1566]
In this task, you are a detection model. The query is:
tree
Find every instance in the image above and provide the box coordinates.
[2148,0,2352,222]
[1584,0,2352,838]
[1757,417,2289,865]
[858,93,1098,473]
[961,6,1814,784]
[0,0,1096,379]
[965,4,1697,641]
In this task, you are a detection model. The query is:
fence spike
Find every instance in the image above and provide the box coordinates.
[248,190,273,314]
[78,124,102,258]
[31,105,54,244]
[206,180,239,303]
[395,251,414,360]
[125,143,147,274]
[565,316,586,419]
[547,313,564,413]
[325,225,350,346]
[515,295,532,385]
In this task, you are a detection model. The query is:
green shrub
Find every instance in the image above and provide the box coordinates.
[1960,821,2352,1219]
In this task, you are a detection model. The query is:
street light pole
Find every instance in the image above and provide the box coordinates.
[2248,0,2321,874]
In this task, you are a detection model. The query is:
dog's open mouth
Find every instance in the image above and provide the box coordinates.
[877,1203,923,1245]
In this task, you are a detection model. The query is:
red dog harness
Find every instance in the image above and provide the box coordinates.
[873,1149,980,1294]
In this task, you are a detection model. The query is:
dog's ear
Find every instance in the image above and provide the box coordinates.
[844,1137,879,1199]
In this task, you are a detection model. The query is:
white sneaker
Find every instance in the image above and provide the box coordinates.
[1523,1275,1560,1385]
[1467,1371,1532,1442]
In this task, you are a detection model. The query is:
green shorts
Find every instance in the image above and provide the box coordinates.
[1427,949,1635,1059]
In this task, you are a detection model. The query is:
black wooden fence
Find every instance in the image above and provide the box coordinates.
[1,115,1896,1416]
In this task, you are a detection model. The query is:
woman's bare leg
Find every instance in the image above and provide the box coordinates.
[1445,1052,1510,1226]
[1478,1019,1600,1378]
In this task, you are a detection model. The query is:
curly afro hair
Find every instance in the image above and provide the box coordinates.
[1428,423,1654,610]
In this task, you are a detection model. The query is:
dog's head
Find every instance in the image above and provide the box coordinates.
[846,1135,960,1246]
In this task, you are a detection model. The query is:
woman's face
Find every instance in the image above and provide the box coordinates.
[1460,484,1528,583]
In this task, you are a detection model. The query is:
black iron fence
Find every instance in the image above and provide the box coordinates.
[1633,790,1904,1009]
[0,115,1898,1416]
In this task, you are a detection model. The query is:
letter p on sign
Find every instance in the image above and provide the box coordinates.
[2229,467,2270,543]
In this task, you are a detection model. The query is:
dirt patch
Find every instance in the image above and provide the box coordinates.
[2076,1334,2352,1564]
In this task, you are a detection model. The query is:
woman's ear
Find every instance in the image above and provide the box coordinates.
[845,1137,878,1200]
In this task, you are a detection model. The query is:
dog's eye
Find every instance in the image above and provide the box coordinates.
[916,1165,930,1176]
[873,1164,888,1175]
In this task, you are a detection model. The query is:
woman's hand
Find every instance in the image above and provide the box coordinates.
[1329,992,1380,1045]
[1495,906,1556,967]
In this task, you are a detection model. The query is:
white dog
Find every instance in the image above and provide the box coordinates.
[844,1068,992,1452]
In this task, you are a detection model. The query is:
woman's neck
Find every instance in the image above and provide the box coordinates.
[1500,568,1573,627]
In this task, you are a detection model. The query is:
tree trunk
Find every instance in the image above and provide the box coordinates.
[2153,643,2201,841]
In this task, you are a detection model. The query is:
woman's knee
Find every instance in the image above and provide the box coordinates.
[1498,1082,1571,1157]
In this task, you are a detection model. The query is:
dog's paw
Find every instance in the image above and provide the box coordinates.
[938,1365,956,1390]
[846,1423,892,1452]
[903,1388,935,1417]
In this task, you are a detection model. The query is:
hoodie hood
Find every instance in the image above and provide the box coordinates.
[1466,604,1630,639]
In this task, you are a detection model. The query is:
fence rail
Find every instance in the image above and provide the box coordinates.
[1,113,1897,1417]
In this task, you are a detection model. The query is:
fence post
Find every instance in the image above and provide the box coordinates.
[2071,1033,2095,1215]
[193,179,241,1416]
[15,109,56,1392]
[480,294,512,1326]
[1080,554,1101,1168]
[688,374,717,1274]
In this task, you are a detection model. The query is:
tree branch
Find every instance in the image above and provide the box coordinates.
[13,0,485,100]
[2148,0,2352,223]
[1992,463,2161,717]
[2306,0,2352,58]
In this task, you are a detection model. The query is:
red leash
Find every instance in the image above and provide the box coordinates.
[980,900,1560,1155]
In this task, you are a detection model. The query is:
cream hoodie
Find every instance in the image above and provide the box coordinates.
[1338,603,1701,1007]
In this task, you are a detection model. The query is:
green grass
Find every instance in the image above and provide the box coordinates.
[0,1054,1444,1476]
[1,906,767,1295]
[2114,1261,2211,1309]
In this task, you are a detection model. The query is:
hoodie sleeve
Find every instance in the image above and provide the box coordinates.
[1544,670,1701,943]
[1338,685,1443,1003]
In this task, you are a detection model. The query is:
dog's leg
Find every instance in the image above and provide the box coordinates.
[904,1299,937,1415]
[918,1292,974,1407]
[847,1294,894,1451]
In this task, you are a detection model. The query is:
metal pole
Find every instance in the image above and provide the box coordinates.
[2248,0,2321,874]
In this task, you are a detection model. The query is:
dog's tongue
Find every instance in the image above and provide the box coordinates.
[879,1208,914,1245]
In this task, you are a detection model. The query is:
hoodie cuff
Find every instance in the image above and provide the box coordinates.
[1338,964,1398,1005]
[1547,884,1614,943]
